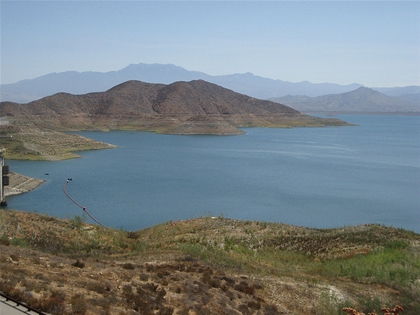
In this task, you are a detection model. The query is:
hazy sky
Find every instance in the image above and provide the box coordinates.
[1,1,419,87]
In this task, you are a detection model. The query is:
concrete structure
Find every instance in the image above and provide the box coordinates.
[0,149,8,206]
[0,294,45,315]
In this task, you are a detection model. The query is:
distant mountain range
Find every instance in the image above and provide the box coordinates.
[0,80,349,135]
[271,87,420,113]
[2,63,418,106]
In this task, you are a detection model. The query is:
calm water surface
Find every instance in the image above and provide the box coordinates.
[5,115,420,233]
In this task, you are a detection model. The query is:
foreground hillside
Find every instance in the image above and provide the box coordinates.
[0,210,419,314]
[0,80,349,136]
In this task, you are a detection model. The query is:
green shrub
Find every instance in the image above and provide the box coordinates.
[70,215,86,229]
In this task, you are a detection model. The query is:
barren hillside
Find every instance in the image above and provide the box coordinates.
[0,80,349,135]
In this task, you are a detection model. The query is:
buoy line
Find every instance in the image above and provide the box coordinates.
[63,179,108,228]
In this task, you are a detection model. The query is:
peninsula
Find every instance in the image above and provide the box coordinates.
[0,80,349,160]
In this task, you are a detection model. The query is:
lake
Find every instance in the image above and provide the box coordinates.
[4,115,420,233]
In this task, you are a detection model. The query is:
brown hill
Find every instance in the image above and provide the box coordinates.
[0,80,348,135]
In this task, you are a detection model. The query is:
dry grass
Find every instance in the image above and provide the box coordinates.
[1,210,419,314]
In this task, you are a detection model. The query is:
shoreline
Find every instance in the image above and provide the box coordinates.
[4,172,45,197]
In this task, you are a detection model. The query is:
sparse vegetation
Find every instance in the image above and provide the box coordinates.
[342,305,404,315]
[0,210,419,314]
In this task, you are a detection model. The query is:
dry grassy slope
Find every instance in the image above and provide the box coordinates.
[0,210,419,315]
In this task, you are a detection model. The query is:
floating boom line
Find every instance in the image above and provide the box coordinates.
[63,179,108,228]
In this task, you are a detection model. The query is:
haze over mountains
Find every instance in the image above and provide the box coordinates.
[271,87,420,113]
[2,63,419,110]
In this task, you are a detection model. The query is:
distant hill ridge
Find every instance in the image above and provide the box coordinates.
[271,86,420,113]
[0,79,348,135]
[4,62,419,104]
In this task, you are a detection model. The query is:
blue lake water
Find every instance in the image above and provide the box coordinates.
[4,115,420,233]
